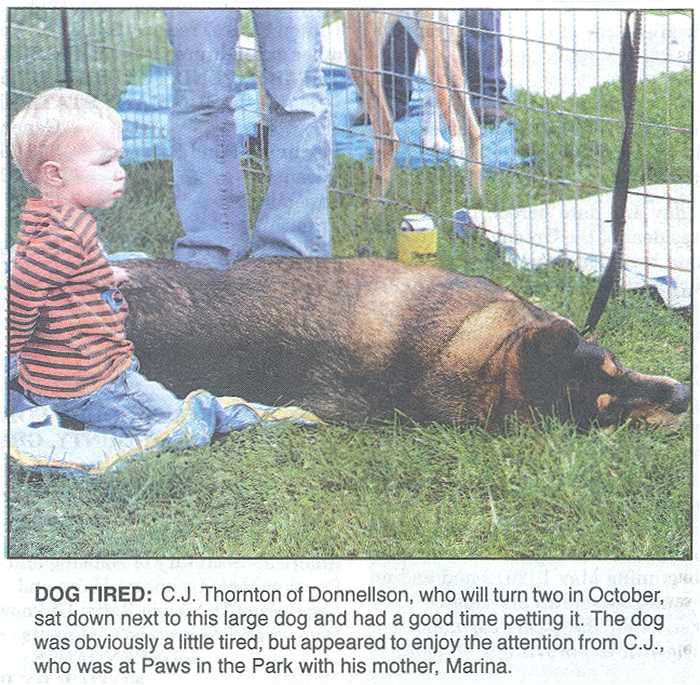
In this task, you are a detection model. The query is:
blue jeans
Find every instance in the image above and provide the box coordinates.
[165,9,332,269]
[381,22,419,121]
[460,10,507,105]
[17,357,319,473]
[27,358,183,438]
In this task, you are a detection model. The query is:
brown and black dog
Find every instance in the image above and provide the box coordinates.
[121,257,688,432]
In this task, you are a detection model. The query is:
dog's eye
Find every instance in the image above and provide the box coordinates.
[600,355,620,378]
[596,394,616,412]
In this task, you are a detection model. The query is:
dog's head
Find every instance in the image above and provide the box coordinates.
[507,319,689,430]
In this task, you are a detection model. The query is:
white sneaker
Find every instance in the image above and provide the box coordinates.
[420,92,450,153]
[449,136,466,167]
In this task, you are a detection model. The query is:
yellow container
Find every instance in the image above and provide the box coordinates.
[397,214,438,266]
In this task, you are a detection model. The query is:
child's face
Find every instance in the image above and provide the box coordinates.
[56,126,125,210]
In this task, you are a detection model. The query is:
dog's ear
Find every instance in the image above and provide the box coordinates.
[523,319,580,363]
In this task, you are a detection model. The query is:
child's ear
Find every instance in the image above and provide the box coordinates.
[38,160,63,187]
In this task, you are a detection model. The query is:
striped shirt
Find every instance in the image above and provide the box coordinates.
[9,198,133,398]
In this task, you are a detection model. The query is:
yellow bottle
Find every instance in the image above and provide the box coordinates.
[397,214,437,266]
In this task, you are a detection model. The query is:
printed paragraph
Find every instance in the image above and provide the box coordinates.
[31,582,669,677]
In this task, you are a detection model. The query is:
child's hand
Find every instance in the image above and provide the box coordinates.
[111,265,130,286]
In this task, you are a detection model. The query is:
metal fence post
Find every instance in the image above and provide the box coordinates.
[60,9,73,89]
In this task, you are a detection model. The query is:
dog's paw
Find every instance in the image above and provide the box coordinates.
[421,131,450,154]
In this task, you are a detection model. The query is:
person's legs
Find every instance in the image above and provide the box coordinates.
[251,9,332,258]
[25,357,315,457]
[166,10,250,269]
[27,359,183,438]
[460,10,509,124]
[352,21,418,125]
[383,21,418,122]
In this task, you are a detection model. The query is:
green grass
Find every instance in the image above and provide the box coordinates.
[10,10,171,112]
[7,11,691,559]
[9,414,690,558]
[9,9,344,107]
[7,154,691,559]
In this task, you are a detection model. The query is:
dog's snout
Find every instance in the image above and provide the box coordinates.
[668,383,689,414]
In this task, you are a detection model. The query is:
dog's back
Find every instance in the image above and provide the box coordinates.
[123,257,545,421]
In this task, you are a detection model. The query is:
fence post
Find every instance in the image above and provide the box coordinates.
[60,9,73,89]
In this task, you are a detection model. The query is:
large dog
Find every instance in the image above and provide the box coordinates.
[120,257,688,432]
[344,10,482,200]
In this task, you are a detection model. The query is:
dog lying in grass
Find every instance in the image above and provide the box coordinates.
[121,257,688,432]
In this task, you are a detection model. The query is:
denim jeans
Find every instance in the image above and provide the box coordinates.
[165,9,332,269]
[27,357,183,438]
[18,357,319,473]
[460,10,507,105]
[381,22,419,121]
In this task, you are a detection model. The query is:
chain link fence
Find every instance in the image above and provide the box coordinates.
[8,8,692,315]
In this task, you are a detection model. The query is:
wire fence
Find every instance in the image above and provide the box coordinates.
[8,8,692,314]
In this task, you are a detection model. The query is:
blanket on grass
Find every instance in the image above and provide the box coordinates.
[9,396,319,477]
[454,184,691,310]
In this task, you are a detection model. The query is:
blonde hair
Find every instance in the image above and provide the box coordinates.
[10,88,122,185]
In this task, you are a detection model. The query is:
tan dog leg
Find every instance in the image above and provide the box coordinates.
[419,12,482,200]
[420,17,464,158]
[443,25,482,198]
[345,11,399,199]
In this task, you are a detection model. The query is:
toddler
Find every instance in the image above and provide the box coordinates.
[9,88,308,446]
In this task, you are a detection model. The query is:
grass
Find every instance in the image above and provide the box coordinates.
[9,412,690,558]
[7,10,691,559]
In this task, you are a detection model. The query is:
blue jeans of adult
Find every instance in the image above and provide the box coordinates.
[381,22,419,122]
[165,10,332,270]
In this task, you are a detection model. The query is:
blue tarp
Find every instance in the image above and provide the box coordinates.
[117,63,531,172]
[10,395,319,476]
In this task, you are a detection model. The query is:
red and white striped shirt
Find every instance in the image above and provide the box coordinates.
[9,197,133,398]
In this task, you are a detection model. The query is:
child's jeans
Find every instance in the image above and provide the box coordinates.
[15,356,318,474]
[27,357,185,438]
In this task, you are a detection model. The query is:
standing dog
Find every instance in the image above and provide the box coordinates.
[344,9,482,199]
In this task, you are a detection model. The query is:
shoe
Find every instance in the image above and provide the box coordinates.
[351,110,371,127]
[244,123,269,158]
[472,97,512,127]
